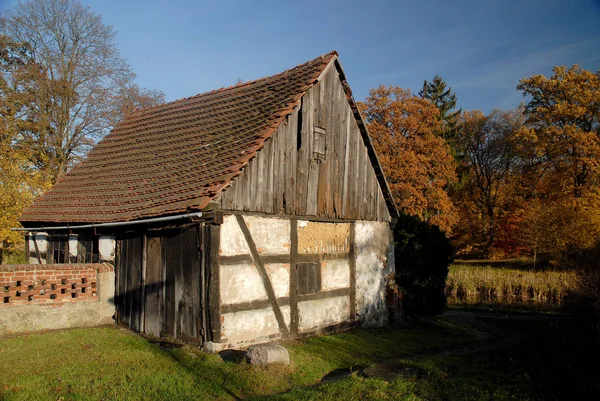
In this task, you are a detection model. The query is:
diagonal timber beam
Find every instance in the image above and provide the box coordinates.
[235,215,290,338]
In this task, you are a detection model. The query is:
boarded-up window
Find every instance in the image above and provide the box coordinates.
[297,262,321,295]
[48,235,69,263]
[313,126,326,161]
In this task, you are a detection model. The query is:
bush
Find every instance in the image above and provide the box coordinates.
[394,214,453,315]
[562,247,600,333]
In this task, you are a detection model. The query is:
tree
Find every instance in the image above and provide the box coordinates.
[360,85,458,233]
[419,75,461,144]
[0,35,50,257]
[0,0,164,182]
[509,65,600,260]
[516,65,600,199]
[453,108,523,256]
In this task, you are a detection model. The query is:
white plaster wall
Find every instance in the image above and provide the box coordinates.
[220,215,251,256]
[246,216,290,254]
[28,233,48,264]
[69,235,78,259]
[99,236,116,262]
[354,221,395,327]
[321,260,350,290]
[220,215,290,256]
[298,296,350,332]
[220,263,289,304]
[221,305,291,347]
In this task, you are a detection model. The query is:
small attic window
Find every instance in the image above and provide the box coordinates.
[313,126,326,161]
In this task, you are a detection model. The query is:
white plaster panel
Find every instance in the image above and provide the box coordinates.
[99,236,116,262]
[220,263,267,304]
[266,263,290,298]
[30,233,48,253]
[221,305,291,346]
[69,235,78,258]
[298,296,350,332]
[29,233,47,264]
[220,215,251,256]
[245,216,290,254]
[321,260,350,290]
[354,221,394,327]
[220,263,290,305]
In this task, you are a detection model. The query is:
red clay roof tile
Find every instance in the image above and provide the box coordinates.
[20,51,337,223]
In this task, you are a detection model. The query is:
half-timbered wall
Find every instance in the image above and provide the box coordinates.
[216,213,393,349]
[219,64,391,222]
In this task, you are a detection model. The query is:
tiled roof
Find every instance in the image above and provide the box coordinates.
[20,51,337,223]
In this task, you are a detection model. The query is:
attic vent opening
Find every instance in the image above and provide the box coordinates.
[313,126,326,161]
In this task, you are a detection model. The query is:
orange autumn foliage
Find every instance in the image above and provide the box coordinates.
[360,86,458,233]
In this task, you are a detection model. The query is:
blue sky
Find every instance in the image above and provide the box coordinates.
[1,0,599,113]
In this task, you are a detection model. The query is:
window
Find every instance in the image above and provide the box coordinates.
[296,262,321,295]
[48,235,69,263]
[313,126,326,161]
[77,236,100,263]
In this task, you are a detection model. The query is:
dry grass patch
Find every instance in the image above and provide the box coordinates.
[446,264,578,308]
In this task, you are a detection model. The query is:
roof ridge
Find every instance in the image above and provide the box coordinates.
[132,50,338,116]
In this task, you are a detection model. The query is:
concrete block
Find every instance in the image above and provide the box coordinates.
[204,341,228,354]
[246,343,290,365]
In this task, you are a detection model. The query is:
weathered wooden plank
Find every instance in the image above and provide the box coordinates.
[140,234,147,333]
[266,129,275,214]
[349,223,356,320]
[258,140,267,212]
[144,235,162,337]
[162,232,176,337]
[198,223,208,343]
[236,215,289,338]
[275,123,285,213]
[290,219,299,336]
[129,236,142,332]
[179,228,195,339]
[288,108,298,214]
[296,97,309,215]
[306,82,319,216]
[206,223,221,343]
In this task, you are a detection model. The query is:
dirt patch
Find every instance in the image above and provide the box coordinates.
[298,221,349,254]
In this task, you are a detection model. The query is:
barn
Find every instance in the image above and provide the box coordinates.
[18,51,398,351]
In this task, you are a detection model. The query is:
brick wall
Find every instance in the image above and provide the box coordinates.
[1,264,113,307]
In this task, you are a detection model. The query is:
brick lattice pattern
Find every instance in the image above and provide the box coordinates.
[0,264,113,306]
[20,52,337,224]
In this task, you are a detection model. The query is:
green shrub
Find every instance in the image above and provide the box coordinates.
[394,214,453,315]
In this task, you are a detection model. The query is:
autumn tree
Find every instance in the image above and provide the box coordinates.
[510,65,600,259]
[515,65,600,199]
[452,108,523,256]
[360,85,458,233]
[0,35,50,258]
[419,75,461,144]
[0,0,164,182]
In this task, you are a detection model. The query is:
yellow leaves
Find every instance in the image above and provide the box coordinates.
[362,85,458,234]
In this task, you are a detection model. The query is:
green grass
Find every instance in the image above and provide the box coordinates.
[0,318,475,401]
[1,313,598,400]
[446,263,578,309]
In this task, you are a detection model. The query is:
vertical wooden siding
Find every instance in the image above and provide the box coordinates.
[115,226,207,343]
[220,65,390,222]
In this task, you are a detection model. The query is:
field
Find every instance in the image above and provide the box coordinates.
[1,311,599,400]
[446,261,578,310]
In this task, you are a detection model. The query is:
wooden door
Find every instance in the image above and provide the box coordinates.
[115,225,206,343]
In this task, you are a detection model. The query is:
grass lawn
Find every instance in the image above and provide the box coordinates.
[1,312,598,400]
